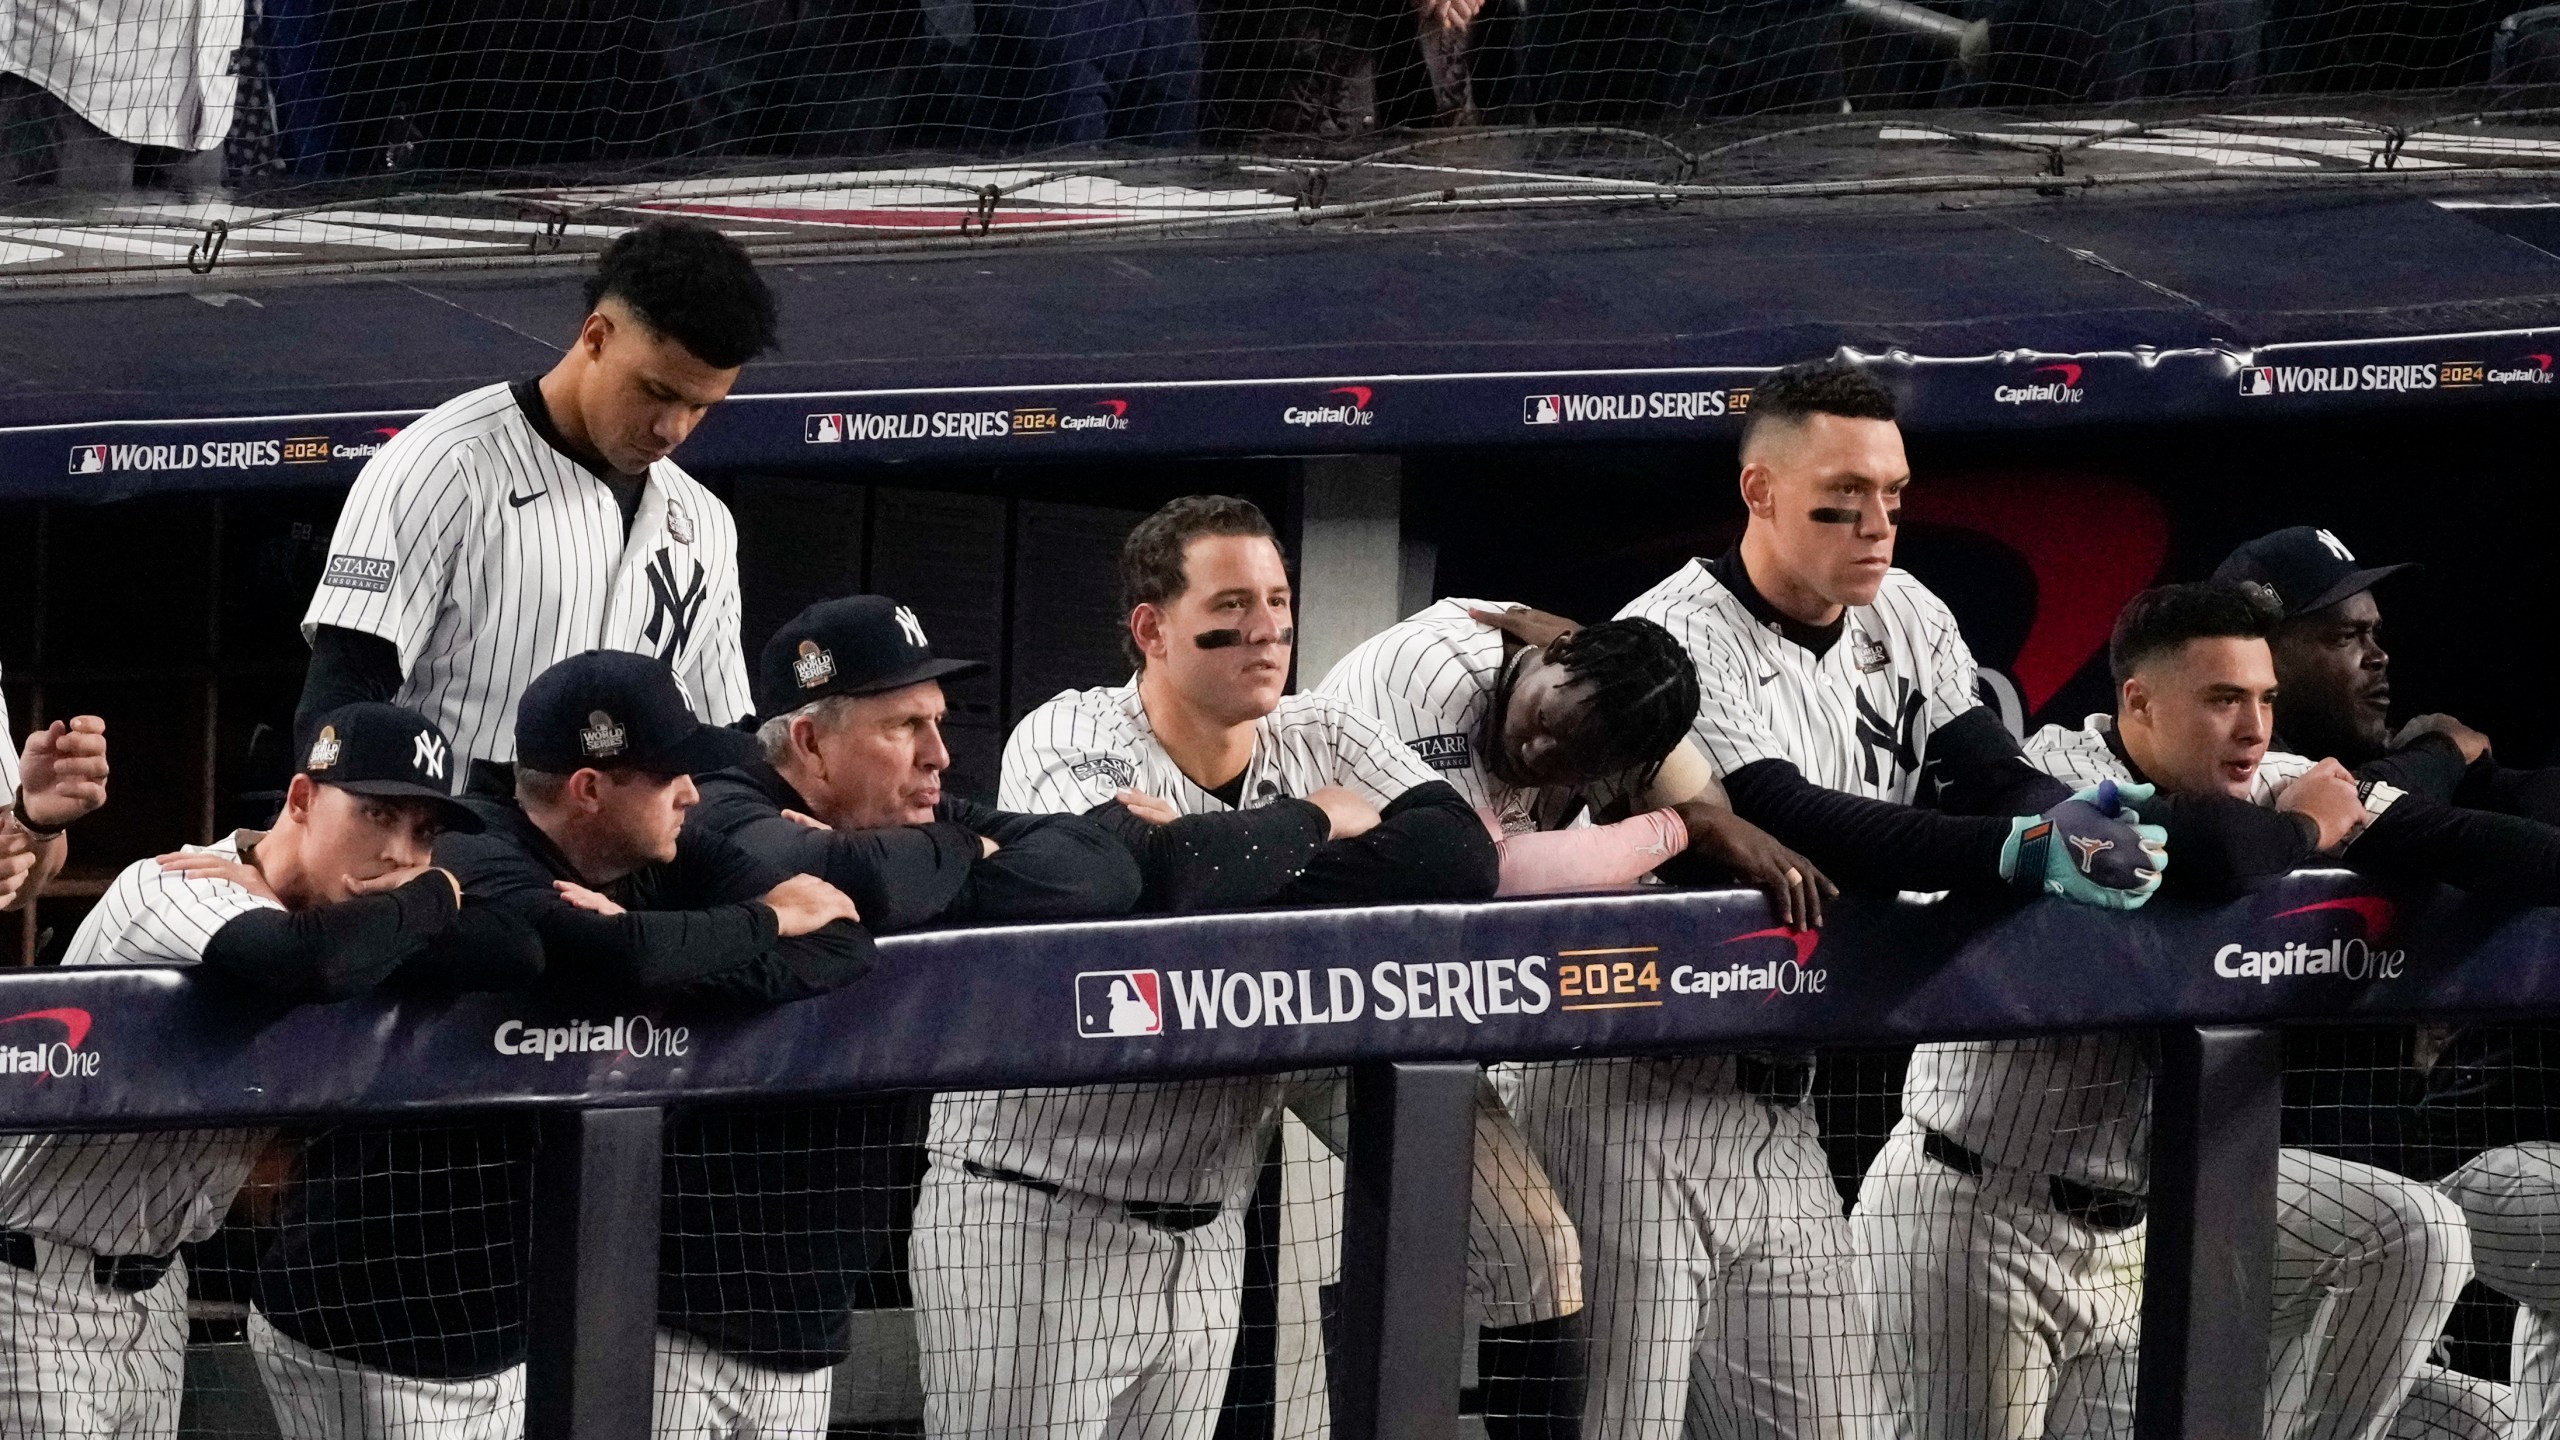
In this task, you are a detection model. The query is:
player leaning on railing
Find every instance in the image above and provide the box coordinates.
[665,594,1140,1432]
[0,702,533,1440]
[1860,579,2560,1440]
[914,494,1500,1440]
[247,652,868,1440]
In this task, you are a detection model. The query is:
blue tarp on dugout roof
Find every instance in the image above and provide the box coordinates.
[2,188,2557,499]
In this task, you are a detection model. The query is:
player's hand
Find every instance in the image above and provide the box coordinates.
[348,863,452,904]
[16,716,108,832]
[979,834,1001,859]
[2278,758,2370,853]
[779,808,830,832]
[156,849,282,904]
[1414,0,1483,32]
[1116,790,1179,826]
[1307,786,1382,840]
[0,830,35,912]
[1672,800,1836,929]
[762,873,859,936]
[2000,780,2168,911]
[1467,605,1581,651]
[2393,714,2492,767]
[554,880,626,916]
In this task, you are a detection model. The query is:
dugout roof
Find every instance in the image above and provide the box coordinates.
[2,185,2557,500]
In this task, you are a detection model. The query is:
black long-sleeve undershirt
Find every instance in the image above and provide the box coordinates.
[1920,705,2076,817]
[198,872,544,1002]
[1270,781,1500,906]
[2344,795,2560,904]
[1083,797,1332,912]
[1721,758,2014,892]
[2139,792,2319,901]
[295,625,405,743]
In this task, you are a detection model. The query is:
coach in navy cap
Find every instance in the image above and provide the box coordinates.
[2212,526,2420,770]
[671,608,1136,1415]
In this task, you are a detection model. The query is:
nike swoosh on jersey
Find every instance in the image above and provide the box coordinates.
[507,489,547,508]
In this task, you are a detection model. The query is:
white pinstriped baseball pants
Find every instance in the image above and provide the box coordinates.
[0,1246,185,1440]
[1285,1070,1584,1328]
[1506,1056,1879,1440]
[245,1311,524,1440]
[1855,1121,2491,1440]
[911,1158,1244,1440]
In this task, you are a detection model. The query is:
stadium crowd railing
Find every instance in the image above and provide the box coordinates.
[0,873,2532,1439]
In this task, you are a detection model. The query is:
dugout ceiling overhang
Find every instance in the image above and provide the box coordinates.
[2,186,2558,501]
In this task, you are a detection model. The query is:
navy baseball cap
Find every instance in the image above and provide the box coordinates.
[515,650,734,777]
[754,595,985,719]
[2211,527,2418,619]
[298,702,482,831]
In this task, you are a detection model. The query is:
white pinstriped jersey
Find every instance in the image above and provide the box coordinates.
[302,382,752,783]
[1312,599,1636,835]
[929,677,1445,1205]
[1905,715,2405,1192]
[1618,559,1980,801]
[0,835,277,1256]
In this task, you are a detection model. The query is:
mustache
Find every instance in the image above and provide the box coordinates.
[1196,627,1295,650]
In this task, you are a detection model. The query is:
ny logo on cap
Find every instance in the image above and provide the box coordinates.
[581,710,628,759]
[2316,528,2355,563]
[307,726,341,771]
[794,639,836,690]
[894,605,929,649]
[412,732,448,781]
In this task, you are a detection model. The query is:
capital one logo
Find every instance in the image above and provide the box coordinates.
[0,1008,98,1080]
[1670,926,1827,999]
[1077,970,1163,1037]
[2212,895,2405,984]
[1283,385,1375,428]
[1993,363,2085,405]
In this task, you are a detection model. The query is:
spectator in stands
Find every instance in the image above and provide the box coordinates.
[912,494,1497,1439]
[0,685,108,913]
[1858,580,2545,1440]
[973,0,1202,146]
[0,702,532,1440]
[247,651,869,1440]
[0,0,242,188]
[657,594,1139,1432]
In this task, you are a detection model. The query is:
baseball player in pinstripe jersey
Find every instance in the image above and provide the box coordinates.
[1860,581,2520,1440]
[1516,360,2166,1440]
[297,221,771,791]
[1313,598,1839,1435]
[0,703,524,1440]
[0,677,108,915]
[915,495,1500,1440]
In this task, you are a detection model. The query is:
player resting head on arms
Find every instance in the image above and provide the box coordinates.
[684,593,1141,931]
[1321,596,1837,925]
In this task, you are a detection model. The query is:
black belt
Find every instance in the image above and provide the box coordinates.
[1736,1052,1813,1108]
[964,1162,1224,1234]
[0,1230,177,1293]
[1922,1130,2148,1231]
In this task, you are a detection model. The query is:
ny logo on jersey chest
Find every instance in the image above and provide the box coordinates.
[1855,681,1925,789]
[642,549,707,663]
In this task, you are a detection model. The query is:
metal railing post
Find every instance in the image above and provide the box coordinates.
[2136,1025,2283,1440]
[1331,1060,1477,1440]
[526,1105,663,1440]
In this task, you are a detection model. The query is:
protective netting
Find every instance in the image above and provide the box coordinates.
[3,1036,2555,1436]
[3,0,2560,282]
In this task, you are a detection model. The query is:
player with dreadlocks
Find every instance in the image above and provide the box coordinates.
[1314,601,1829,1439]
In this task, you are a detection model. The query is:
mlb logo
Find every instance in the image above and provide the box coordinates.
[67,445,105,475]
[1075,970,1163,1038]
[2237,367,2274,397]
[1523,395,1562,425]
[805,413,845,444]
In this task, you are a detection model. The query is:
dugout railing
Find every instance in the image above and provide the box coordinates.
[0,874,2536,1439]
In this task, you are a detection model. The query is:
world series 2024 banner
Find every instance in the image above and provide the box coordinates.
[4,877,2558,1129]
[6,337,2553,501]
